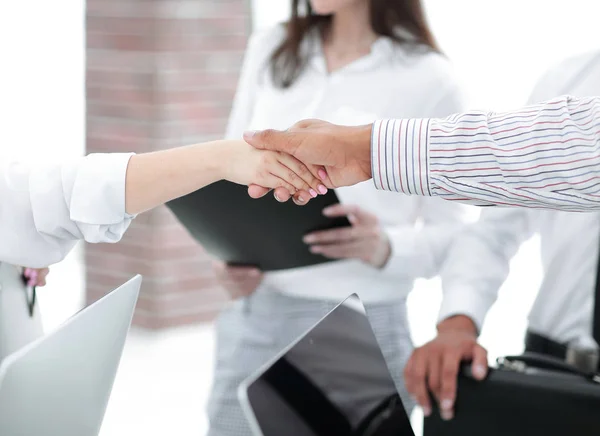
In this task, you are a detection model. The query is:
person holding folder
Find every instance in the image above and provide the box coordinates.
[206,1,471,434]
[0,139,324,268]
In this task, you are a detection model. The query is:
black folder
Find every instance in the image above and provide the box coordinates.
[166,181,351,271]
[424,354,600,436]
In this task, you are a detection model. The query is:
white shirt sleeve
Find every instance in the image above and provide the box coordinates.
[0,153,134,268]
[371,95,600,211]
[381,81,472,279]
[437,207,533,329]
[382,196,471,279]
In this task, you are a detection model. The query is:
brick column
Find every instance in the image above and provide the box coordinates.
[86,0,251,328]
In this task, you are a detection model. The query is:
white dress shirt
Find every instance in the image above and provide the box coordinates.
[439,50,600,344]
[371,63,600,211]
[0,153,133,268]
[226,25,472,303]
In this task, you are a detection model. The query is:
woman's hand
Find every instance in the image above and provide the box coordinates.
[221,140,328,205]
[212,261,263,300]
[303,204,391,268]
[23,267,50,287]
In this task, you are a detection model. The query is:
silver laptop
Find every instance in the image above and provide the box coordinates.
[238,294,415,436]
[0,275,142,436]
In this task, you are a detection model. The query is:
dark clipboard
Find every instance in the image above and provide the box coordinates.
[166,181,351,271]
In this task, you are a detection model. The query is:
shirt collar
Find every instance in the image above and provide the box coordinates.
[303,28,397,75]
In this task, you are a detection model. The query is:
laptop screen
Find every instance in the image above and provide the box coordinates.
[241,295,415,436]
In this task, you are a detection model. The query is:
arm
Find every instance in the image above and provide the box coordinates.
[438,207,533,329]
[382,192,471,279]
[245,95,600,211]
[404,207,532,419]
[1,140,324,268]
[373,95,600,210]
[383,80,472,278]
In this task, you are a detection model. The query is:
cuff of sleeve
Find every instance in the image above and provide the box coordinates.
[381,226,419,274]
[69,153,135,225]
[371,119,431,196]
[437,286,491,332]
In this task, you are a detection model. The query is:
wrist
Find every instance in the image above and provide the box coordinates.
[350,124,373,178]
[437,315,478,336]
[198,140,231,182]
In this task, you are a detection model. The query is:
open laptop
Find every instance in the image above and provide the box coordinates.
[0,275,142,436]
[238,294,415,436]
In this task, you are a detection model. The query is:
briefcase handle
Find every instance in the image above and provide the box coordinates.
[499,352,600,383]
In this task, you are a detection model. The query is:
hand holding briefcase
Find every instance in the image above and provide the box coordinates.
[424,352,600,436]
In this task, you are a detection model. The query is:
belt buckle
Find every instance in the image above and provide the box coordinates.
[566,344,599,374]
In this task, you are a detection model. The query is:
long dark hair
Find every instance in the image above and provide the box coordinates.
[270,0,440,88]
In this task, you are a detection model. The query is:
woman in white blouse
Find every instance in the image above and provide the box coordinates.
[208,0,471,434]
[0,139,323,269]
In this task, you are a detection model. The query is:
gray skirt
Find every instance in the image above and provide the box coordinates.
[206,291,415,436]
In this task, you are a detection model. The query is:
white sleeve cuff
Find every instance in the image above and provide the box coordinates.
[68,153,134,225]
[437,286,493,332]
[381,226,419,276]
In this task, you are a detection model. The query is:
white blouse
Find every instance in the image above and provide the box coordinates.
[226,24,473,303]
[0,153,133,268]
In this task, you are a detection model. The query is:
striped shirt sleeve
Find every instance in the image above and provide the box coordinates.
[371,95,600,211]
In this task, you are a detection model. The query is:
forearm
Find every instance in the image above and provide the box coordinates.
[125,141,225,215]
[371,95,600,211]
[382,224,457,278]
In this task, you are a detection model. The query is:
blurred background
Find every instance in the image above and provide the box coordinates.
[1,0,600,434]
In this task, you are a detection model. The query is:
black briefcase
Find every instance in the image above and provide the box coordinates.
[424,352,600,435]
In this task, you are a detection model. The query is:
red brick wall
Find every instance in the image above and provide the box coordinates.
[86,0,250,328]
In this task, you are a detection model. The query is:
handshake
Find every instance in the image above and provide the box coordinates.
[227,119,373,204]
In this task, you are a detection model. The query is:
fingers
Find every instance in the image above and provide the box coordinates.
[303,226,358,244]
[427,351,442,411]
[244,129,295,154]
[439,351,462,421]
[247,185,310,205]
[308,241,364,259]
[247,185,271,199]
[274,152,327,197]
[212,261,262,299]
[471,345,489,380]
[404,350,432,416]
[263,173,300,196]
[213,261,260,278]
[323,203,379,225]
[321,203,360,217]
[292,191,311,205]
[24,267,48,287]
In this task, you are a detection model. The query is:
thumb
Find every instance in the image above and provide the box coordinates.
[244,129,293,153]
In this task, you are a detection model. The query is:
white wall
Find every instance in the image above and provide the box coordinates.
[0,1,86,330]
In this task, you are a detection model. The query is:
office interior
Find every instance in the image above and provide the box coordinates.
[1,0,600,434]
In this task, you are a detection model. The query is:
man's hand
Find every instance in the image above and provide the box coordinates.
[244,119,373,190]
[303,204,391,268]
[404,315,488,421]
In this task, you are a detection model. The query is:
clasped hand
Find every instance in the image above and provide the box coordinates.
[241,119,373,204]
